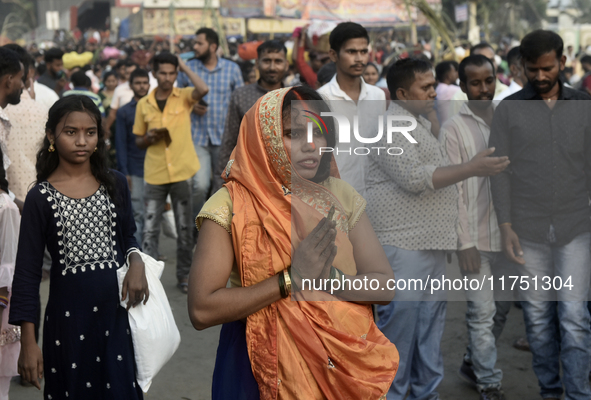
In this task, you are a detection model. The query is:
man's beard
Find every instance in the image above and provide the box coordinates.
[468,98,493,109]
[260,71,281,85]
[530,77,558,94]
[196,49,211,62]
[134,90,148,99]
[6,88,22,105]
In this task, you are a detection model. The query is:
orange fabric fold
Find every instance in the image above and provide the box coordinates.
[223,88,398,399]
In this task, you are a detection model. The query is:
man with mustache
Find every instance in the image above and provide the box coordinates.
[134,52,209,294]
[440,55,507,400]
[447,43,509,122]
[490,30,591,400]
[213,39,289,192]
[0,47,24,199]
[3,44,48,203]
[37,47,67,97]
[177,28,243,224]
[317,22,387,197]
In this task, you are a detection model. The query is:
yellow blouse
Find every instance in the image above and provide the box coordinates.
[196,177,367,288]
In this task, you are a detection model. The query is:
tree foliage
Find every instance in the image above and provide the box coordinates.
[441,0,547,41]
[0,0,36,40]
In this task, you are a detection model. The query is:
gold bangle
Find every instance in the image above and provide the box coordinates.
[499,222,512,227]
[283,269,291,296]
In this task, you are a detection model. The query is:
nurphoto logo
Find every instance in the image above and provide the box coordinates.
[305,111,419,156]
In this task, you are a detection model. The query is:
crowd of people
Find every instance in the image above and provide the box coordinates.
[0,19,589,400]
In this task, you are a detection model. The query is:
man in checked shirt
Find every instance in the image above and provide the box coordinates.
[177,28,244,221]
[213,40,289,192]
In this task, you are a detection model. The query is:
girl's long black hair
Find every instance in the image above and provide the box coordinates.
[36,95,118,202]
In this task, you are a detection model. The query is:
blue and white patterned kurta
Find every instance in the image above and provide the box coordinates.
[10,171,143,400]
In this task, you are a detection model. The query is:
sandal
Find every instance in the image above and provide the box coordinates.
[177,281,189,294]
[513,337,531,352]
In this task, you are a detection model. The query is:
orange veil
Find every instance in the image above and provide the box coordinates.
[223,88,398,399]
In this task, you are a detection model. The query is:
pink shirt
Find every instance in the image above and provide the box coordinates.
[440,102,501,252]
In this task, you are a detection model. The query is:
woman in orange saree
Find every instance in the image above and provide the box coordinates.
[188,86,399,400]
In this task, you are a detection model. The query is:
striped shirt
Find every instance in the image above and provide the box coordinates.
[440,102,501,252]
[177,57,244,146]
[62,88,106,116]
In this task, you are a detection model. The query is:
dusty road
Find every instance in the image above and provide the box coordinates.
[10,234,542,400]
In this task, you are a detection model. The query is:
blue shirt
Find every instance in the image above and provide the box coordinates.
[116,98,146,177]
[177,57,244,146]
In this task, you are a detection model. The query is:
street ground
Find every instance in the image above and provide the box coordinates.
[10,234,543,400]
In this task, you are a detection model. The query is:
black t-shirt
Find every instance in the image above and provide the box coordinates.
[37,71,66,96]
[156,98,167,112]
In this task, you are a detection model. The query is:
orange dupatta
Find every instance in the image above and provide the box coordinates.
[223,88,398,399]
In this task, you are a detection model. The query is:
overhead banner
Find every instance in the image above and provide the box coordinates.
[221,0,429,24]
[220,0,266,18]
[141,8,245,36]
[247,18,307,33]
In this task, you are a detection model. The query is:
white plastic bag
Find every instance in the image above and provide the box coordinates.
[117,251,181,392]
[161,195,178,239]
[161,209,177,239]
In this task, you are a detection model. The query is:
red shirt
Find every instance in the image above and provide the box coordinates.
[296,46,317,87]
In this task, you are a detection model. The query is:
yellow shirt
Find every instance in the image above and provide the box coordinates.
[196,177,367,288]
[133,87,200,185]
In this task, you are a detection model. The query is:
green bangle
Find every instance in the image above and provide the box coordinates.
[278,271,288,298]
[329,266,345,294]
[329,265,336,280]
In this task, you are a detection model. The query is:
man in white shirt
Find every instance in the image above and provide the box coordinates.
[317,22,386,197]
[435,60,461,122]
[495,47,525,101]
[2,45,48,200]
[33,80,59,110]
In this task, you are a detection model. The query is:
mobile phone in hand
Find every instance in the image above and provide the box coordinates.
[199,99,208,107]
[155,127,172,147]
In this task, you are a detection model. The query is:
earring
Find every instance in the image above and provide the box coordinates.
[48,142,55,152]
[94,147,98,153]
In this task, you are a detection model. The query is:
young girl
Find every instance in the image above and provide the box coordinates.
[9,95,148,399]
[99,71,118,110]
